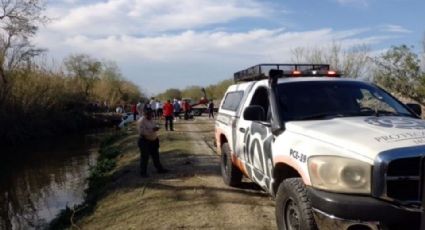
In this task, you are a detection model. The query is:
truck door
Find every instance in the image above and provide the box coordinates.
[236,85,274,190]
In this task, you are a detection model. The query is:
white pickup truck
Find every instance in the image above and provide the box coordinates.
[215,64,424,230]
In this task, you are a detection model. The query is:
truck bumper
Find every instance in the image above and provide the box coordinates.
[308,188,421,230]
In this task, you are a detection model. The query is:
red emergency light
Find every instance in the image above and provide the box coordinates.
[327,70,337,76]
[292,70,302,76]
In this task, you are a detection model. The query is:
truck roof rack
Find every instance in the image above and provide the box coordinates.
[234,64,340,82]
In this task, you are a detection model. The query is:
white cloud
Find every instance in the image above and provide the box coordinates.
[380,24,412,34]
[62,0,79,4]
[335,0,369,7]
[47,0,269,36]
[37,28,382,62]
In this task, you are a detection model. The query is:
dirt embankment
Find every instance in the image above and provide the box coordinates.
[77,116,276,229]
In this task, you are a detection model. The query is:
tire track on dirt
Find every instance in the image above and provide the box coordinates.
[178,117,277,229]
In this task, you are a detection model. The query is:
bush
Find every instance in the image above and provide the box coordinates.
[99,146,121,159]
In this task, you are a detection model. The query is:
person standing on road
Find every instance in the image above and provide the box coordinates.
[208,101,215,119]
[137,110,168,177]
[183,100,190,120]
[136,99,144,117]
[143,102,152,114]
[149,98,157,119]
[173,99,181,120]
[131,103,138,121]
[156,100,163,120]
[163,99,174,131]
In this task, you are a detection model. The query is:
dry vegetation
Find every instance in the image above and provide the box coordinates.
[0,59,143,146]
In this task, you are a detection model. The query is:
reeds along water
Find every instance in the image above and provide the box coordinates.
[0,66,142,147]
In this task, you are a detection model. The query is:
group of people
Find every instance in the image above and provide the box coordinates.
[134,98,193,121]
[133,99,163,120]
[134,97,216,177]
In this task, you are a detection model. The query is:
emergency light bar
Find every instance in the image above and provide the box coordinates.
[234,64,340,82]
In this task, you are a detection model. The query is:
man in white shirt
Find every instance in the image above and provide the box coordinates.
[136,100,144,116]
[156,100,162,119]
[137,110,169,177]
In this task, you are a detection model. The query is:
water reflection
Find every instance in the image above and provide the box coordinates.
[0,136,98,229]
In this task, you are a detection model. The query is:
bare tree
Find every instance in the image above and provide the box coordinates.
[64,54,103,96]
[0,0,47,86]
[290,43,370,79]
[290,47,305,63]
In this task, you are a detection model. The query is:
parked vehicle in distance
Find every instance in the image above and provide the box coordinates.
[118,112,138,128]
[183,88,212,116]
[215,64,424,230]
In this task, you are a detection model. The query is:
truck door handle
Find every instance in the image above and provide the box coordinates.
[239,128,246,133]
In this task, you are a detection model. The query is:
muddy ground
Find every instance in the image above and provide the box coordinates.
[77,116,276,229]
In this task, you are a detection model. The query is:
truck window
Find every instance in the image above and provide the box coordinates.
[221,91,244,111]
[277,81,413,121]
[357,89,396,113]
[249,87,270,122]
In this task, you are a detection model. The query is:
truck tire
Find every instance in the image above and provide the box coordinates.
[221,143,243,186]
[276,178,317,230]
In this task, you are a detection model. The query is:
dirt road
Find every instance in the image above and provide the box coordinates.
[78,116,276,229]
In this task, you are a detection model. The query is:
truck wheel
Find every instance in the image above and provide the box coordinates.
[221,143,242,186]
[276,178,317,230]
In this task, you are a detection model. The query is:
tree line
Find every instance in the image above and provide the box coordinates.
[155,79,233,102]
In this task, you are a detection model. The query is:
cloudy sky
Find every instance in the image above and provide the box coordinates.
[35,0,424,94]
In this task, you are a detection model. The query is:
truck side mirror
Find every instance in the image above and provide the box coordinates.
[406,103,422,116]
[243,105,265,121]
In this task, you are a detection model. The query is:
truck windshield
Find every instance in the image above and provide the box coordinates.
[277,81,414,121]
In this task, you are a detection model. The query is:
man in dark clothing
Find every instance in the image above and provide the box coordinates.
[208,101,215,119]
[137,110,168,177]
[173,99,181,119]
[143,103,152,114]
[183,100,191,120]
[163,99,174,131]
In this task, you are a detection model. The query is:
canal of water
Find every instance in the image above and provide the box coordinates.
[0,134,101,229]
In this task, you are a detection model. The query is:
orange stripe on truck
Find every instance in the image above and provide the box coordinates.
[273,155,311,186]
[214,127,224,155]
[232,154,249,177]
